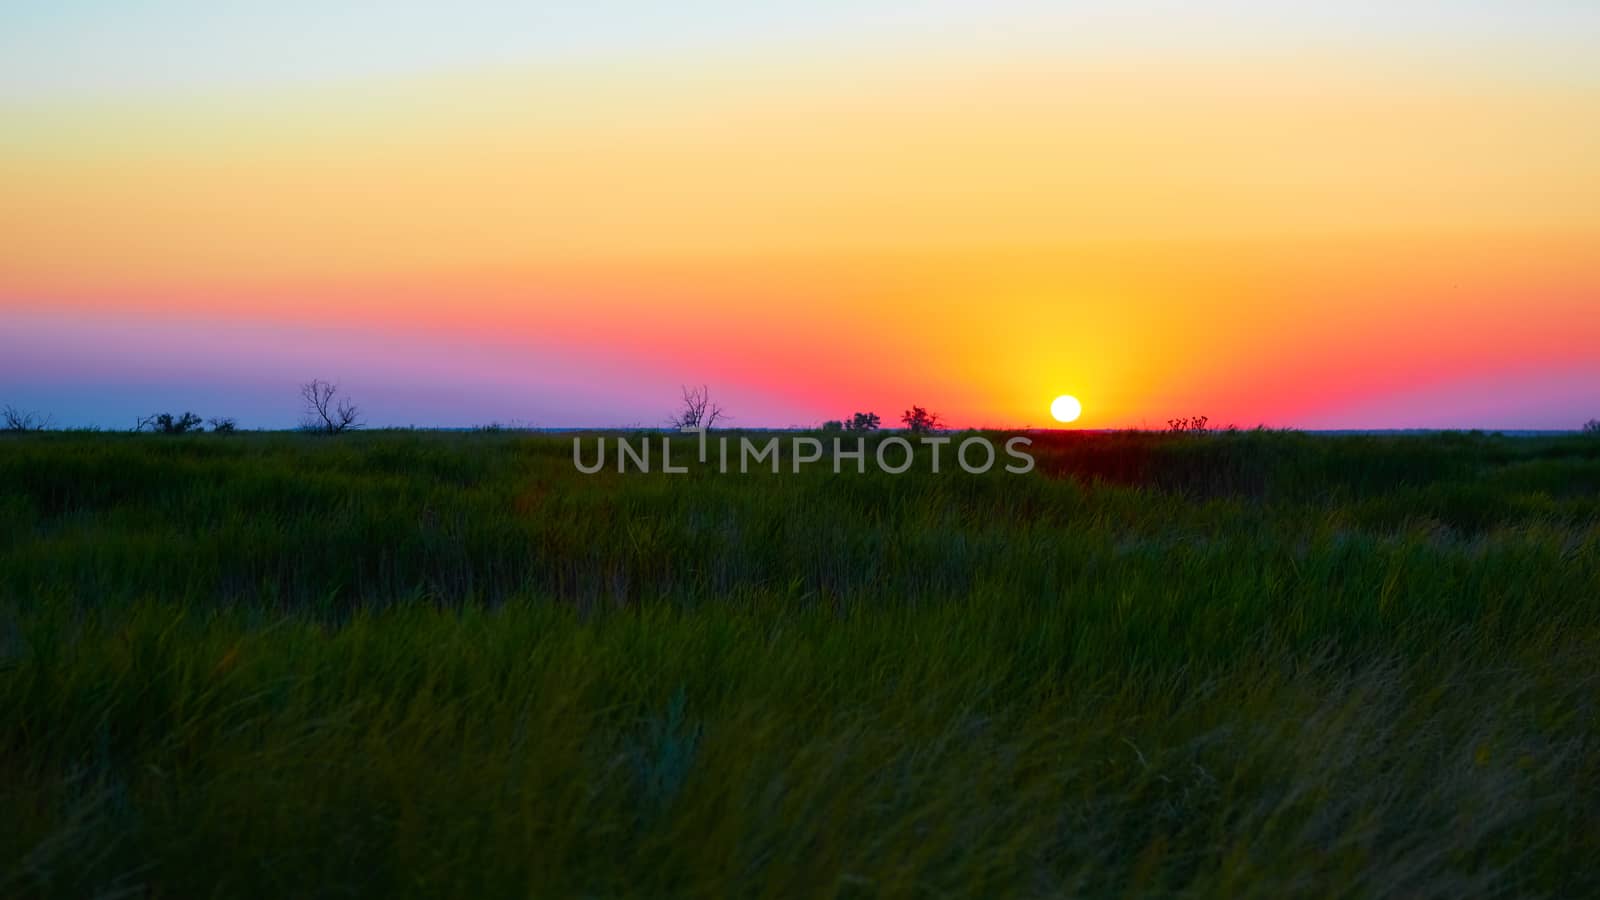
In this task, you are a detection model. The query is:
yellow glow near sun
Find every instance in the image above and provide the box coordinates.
[1051,395,1083,424]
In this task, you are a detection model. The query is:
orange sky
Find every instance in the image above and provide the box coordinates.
[3,13,1598,428]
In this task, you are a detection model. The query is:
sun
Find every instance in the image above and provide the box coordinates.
[1050,394,1082,424]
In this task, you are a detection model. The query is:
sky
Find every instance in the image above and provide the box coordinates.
[3,2,1598,429]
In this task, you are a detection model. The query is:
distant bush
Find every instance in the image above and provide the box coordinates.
[2,405,50,432]
[1584,419,1600,435]
[901,406,943,433]
[846,411,881,432]
[1168,415,1210,435]
[823,412,881,433]
[207,417,238,434]
[139,412,204,434]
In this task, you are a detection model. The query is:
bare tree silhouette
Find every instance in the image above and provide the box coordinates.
[300,380,362,434]
[671,385,726,429]
[2,405,50,432]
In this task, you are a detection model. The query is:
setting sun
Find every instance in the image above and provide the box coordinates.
[1050,395,1083,424]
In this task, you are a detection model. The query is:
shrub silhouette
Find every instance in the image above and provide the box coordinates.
[1584,419,1600,435]
[824,412,880,433]
[1168,415,1211,435]
[139,412,204,434]
[901,406,943,433]
[208,416,238,434]
[846,411,881,432]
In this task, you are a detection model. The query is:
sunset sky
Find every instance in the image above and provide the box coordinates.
[3,2,1598,429]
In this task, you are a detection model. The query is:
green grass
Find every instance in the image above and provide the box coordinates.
[2,429,1598,897]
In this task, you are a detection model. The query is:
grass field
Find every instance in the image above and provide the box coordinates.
[2,429,1598,898]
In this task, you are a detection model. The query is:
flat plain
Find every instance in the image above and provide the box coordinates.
[2,430,1597,898]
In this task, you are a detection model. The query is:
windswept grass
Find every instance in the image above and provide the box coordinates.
[2,430,1597,897]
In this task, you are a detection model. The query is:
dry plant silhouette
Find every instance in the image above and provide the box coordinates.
[670,385,727,429]
[300,380,363,434]
[2,405,51,432]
